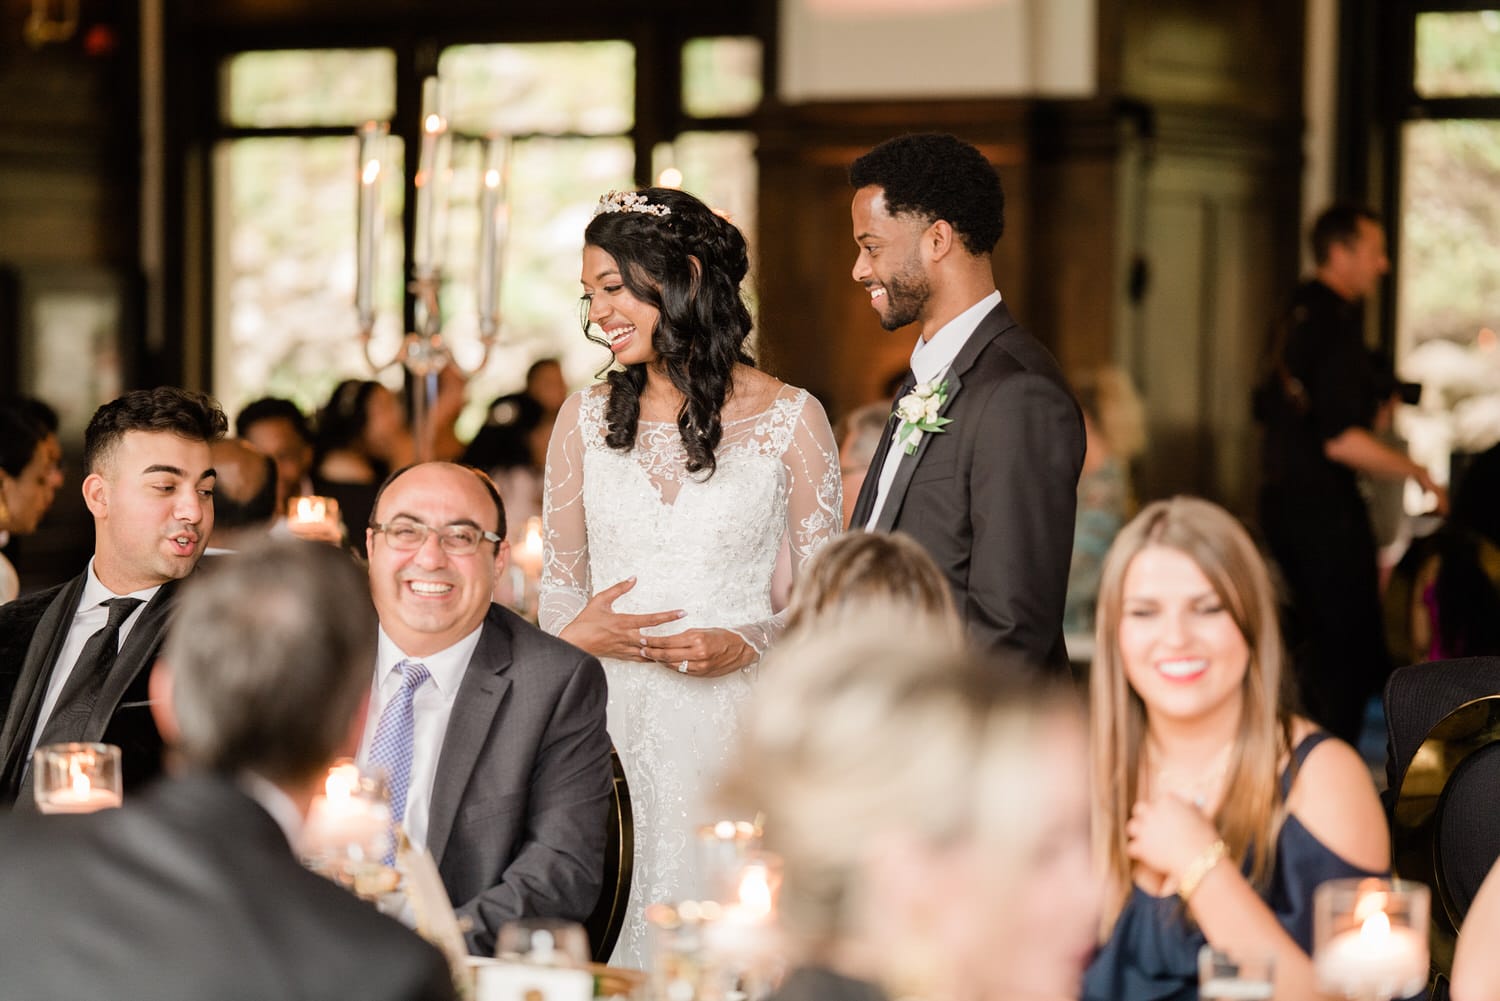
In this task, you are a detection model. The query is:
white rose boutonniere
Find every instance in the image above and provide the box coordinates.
[893,380,953,455]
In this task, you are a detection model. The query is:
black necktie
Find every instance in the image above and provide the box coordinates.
[30,596,145,750]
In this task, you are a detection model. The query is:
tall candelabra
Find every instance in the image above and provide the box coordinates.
[355,76,512,459]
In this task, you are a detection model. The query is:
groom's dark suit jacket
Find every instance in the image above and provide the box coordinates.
[851,301,1084,672]
[0,571,178,807]
[418,603,612,956]
[0,772,456,1001]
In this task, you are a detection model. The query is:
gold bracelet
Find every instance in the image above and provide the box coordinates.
[1176,838,1228,903]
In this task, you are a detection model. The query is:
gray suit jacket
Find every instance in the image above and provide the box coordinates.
[0,572,176,806]
[425,604,612,956]
[0,772,456,1000]
[851,302,1085,672]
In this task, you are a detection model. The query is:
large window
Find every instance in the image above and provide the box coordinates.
[1393,9,1500,489]
[211,32,763,435]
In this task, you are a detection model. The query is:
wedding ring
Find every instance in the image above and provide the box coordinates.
[678,661,690,674]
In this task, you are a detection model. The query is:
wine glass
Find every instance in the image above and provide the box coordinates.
[1198,945,1273,1001]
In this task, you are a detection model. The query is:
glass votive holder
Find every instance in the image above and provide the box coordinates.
[648,901,721,1001]
[300,759,396,897]
[1312,876,1430,1001]
[1198,945,1274,1001]
[33,742,122,813]
[695,817,763,902]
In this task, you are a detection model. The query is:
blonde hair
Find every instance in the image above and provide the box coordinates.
[725,617,1074,953]
[1074,366,1147,461]
[783,531,959,637]
[1089,497,1293,933]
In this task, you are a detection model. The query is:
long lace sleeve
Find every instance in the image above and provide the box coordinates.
[727,393,843,656]
[539,390,591,636]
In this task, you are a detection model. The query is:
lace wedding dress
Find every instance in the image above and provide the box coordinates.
[539,382,841,969]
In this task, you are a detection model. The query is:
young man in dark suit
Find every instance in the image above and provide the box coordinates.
[848,133,1085,673]
[362,461,612,956]
[0,540,457,1000]
[0,386,226,806]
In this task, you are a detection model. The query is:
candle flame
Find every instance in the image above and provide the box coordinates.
[69,759,91,797]
[714,819,737,839]
[484,167,502,190]
[738,863,773,919]
[524,517,543,557]
[423,113,445,134]
[362,159,381,185]
[1354,890,1390,925]
[294,497,327,523]
[325,762,360,801]
[658,167,684,189]
[1359,909,1392,943]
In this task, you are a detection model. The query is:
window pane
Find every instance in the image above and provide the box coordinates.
[213,136,407,418]
[439,42,634,136]
[440,136,634,437]
[1415,11,1500,98]
[682,36,763,117]
[221,49,396,127]
[1396,120,1500,485]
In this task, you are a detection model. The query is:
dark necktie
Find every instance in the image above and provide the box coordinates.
[30,596,145,750]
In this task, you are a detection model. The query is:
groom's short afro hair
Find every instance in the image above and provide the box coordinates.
[849,133,1005,256]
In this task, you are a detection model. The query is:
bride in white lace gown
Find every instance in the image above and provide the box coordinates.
[538,187,841,969]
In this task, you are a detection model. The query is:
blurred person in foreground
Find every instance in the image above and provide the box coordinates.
[781,529,958,638]
[725,619,1097,1001]
[0,540,456,1000]
[1084,497,1388,1001]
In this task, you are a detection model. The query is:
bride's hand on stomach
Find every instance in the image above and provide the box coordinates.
[559,577,685,662]
[642,628,755,678]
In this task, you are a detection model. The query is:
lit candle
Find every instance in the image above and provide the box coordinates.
[302,761,391,860]
[412,76,451,278]
[1315,905,1428,999]
[517,515,544,581]
[476,136,511,333]
[288,495,339,529]
[33,742,122,814]
[703,858,780,961]
[355,120,387,332]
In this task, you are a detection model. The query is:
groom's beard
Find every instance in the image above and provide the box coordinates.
[878,257,931,332]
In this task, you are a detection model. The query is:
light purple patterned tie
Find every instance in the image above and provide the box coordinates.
[366,659,429,864]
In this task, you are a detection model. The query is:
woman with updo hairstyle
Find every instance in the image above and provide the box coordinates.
[782,529,959,638]
[1083,497,1388,1001]
[539,186,842,967]
[724,620,1098,1001]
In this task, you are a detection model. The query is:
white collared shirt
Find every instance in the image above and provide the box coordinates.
[356,624,484,851]
[864,290,1003,527]
[29,558,161,756]
[239,770,305,847]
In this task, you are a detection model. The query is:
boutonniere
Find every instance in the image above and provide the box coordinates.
[893,380,953,455]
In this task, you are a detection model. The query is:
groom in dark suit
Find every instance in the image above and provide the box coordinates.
[0,539,456,1000]
[0,386,227,806]
[362,461,612,956]
[848,133,1085,673]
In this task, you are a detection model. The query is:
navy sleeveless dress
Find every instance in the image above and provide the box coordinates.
[1082,732,1386,1001]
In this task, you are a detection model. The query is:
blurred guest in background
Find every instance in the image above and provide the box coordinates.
[1256,204,1446,745]
[726,621,1097,1001]
[462,358,570,548]
[313,379,411,554]
[205,438,279,553]
[833,402,890,528]
[236,396,316,516]
[782,529,957,638]
[0,404,62,604]
[0,387,226,807]
[0,540,457,1001]
[1064,366,1146,638]
[1085,497,1388,1001]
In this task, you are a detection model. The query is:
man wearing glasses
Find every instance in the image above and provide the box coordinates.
[362,461,612,957]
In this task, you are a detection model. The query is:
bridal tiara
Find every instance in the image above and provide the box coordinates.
[594,190,672,218]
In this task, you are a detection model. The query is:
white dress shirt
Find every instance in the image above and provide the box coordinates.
[864,290,1003,527]
[357,624,484,851]
[29,559,161,756]
[239,770,304,847]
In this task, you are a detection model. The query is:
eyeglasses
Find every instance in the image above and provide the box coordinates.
[370,519,502,555]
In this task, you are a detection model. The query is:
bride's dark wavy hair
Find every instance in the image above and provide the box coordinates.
[582,186,754,476]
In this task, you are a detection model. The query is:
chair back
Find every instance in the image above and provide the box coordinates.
[1386,657,1500,983]
[585,747,633,963]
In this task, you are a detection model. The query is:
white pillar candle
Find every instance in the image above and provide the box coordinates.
[1315,910,1428,1000]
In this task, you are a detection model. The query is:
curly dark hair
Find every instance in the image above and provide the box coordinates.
[848,133,1005,255]
[84,387,228,475]
[581,186,755,476]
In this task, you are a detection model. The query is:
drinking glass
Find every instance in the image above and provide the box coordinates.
[496,917,591,967]
[33,742,122,813]
[1198,945,1274,1001]
[1313,877,1429,1001]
